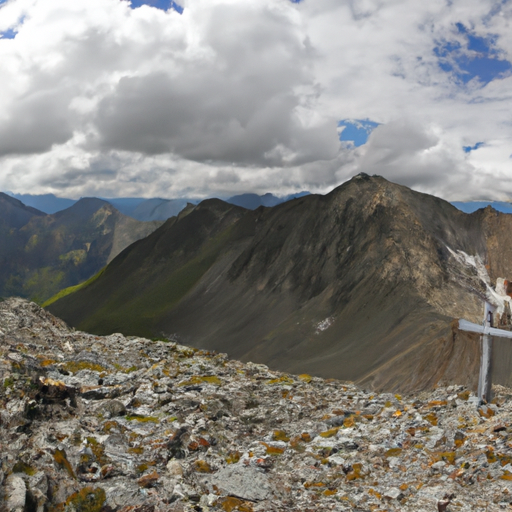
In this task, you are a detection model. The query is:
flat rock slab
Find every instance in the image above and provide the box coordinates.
[208,466,273,501]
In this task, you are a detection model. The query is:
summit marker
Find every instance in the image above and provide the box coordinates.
[459,301,512,404]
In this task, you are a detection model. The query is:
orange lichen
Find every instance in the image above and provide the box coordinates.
[424,413,438,426]
[260,442,285,455]
[218,496,253,512]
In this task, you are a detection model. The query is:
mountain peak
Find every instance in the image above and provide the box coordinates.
[58,197,112,219]
[0,192,45,229]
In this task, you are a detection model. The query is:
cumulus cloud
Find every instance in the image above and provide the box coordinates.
[0,0,511,200]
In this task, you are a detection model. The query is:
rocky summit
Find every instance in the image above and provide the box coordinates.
[2,298,512,511]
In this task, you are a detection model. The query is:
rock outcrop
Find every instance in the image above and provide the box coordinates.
[2,298,512,511]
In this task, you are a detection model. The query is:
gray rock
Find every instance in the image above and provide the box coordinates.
[101,399,126,417]
[384,487,402,500]
[208,465,273,501]
[5,474,26,512]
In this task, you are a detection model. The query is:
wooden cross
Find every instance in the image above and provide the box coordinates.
[459,301,512,404]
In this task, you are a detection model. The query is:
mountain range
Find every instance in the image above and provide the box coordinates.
[6,191,311,221]
[7,191,512,220]
[46,174,512,391]
[0,193,162,302]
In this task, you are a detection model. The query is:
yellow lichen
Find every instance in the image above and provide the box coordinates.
[260,442,285,455]
[61,361,107,373]
[12,461,37,476]
[179,375,222,386]
[226,450,241,464]
[218,496,253,512]
[125,415,159,423]
[272,430,290,442]
[319,428,339,438]
[53,448,75,479]
[58,486,106,512]
[194,460,212,473]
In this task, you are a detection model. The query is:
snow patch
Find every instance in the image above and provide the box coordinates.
[315,317,334,334]
[446,247,511,316]
[446,247,489,284]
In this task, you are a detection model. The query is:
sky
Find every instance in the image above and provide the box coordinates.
[0,0,511,200]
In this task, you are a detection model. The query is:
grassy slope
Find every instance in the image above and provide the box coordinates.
[48,201,249,337]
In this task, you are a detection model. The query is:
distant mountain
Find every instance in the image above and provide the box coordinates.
[8,193,77,214]
[0,196,162,302]
[131,198,197,221]
[48,174,512,391]
[452,201,512,214]
[226,191,309,210]
[0,192,45,231]
[100,197,147,217]
[3,191,310,220]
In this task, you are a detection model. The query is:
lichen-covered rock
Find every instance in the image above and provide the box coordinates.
[2,297,512,511]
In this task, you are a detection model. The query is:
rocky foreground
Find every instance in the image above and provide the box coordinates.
[1,299,512,511]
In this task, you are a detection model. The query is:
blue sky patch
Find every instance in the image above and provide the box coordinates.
[130,0,183,13]
[338,119,379,147]
[463,142,484,153]
[0,28,17,39]
[435,23,512,85]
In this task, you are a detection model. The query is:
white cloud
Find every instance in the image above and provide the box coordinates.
[0,0,511,200]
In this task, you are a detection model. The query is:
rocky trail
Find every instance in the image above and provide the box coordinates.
[1,298,512,511]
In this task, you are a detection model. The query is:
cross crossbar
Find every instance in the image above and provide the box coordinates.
[458,319,512,339]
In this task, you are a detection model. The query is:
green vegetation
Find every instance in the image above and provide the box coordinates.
[59,249,87,265]
[42,267,106,307]
[26,267,66,304]
[52,217,240,338]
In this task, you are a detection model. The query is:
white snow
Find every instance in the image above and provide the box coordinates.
[446,247,511,317]
[315,317,334,334]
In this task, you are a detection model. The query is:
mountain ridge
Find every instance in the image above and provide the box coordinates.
[47,173,512,391]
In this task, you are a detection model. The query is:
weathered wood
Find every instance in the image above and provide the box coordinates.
[478,333,493,403]
[478,301,494,404]
[458,301,512,404]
